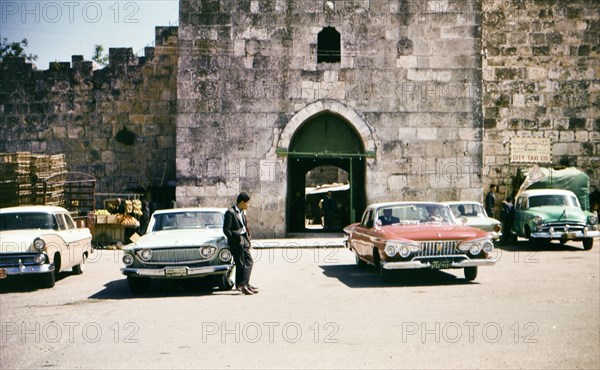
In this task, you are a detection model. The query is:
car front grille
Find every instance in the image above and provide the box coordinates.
[0,254,38,267]
[415,240,461,257]
[542,222,586,232]
[142,247,212,265]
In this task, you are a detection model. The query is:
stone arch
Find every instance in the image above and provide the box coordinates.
[278,100,377,155]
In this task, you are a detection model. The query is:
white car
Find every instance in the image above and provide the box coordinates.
[120,207,234,294]
[443,201,502,241]
[0,206,93,288]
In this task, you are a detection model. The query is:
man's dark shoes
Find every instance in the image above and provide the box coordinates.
[240,286,254,295]
[248,285,259,293]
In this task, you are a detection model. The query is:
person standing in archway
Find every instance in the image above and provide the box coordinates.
[322,191,337,231]
[223,192,258,295]
[485,184,497,218]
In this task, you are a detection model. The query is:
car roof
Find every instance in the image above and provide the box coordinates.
[518,189,577,197]
[152,207,227,215]
[368,201,446,209]
[442,201,482,206]
[0,205,69,214]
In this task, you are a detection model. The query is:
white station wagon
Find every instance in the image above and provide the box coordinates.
[0,206,93,288]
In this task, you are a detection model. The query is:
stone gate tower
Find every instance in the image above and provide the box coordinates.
[176,1,484,237]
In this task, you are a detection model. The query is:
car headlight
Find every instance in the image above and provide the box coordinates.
[123,254,134,266]
[33,238,45,251]
[482,240,494,253]
[493,224,501,233]
[589,215,598,225]
[385,241,421,258]
[200,246,216,259]
[458,238,492,254]
[219,249,232,262]
[138,249,152,261]
[34,254,46,264]
[384,244,397,257]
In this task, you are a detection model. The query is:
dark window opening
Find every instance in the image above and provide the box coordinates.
[317,27,341,63]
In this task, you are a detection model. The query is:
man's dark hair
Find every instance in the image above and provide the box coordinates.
[490,184,497,189]
[237,192,250,204]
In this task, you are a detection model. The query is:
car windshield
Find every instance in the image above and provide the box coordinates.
[528,194,579,208]
[151,211,224,231]
[449,203,486,218]
[0,213,58,231]
[376,204,454,225]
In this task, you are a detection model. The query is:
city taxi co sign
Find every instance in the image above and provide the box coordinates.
[510,137,551,163]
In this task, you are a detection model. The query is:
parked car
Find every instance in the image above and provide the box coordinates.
[443,201,502,241]
[513,189,599,249]
[121,207,234,293]
[0,206,93,288]
[344,202,496,282]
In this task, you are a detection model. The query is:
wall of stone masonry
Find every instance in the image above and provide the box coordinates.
[0,27,179,203]
[482,0,599,199]
[177,0,485,236]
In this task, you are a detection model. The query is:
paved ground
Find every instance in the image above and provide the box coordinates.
[1,238,599,369]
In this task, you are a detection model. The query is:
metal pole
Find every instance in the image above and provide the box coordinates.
[350,157,354,223]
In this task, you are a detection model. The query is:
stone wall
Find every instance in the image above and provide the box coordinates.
[1,1,597,236]
[0,27,179,202]
[482,0,599,198]
[177,0,484,236]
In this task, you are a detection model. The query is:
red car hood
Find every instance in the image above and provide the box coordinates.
[346,223,487,241]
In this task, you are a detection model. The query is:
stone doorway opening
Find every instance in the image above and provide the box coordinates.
[286,114,366,233]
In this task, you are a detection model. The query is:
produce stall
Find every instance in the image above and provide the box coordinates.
[92,198,141,247]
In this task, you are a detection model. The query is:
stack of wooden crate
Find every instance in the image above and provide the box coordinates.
[0,152,67,208]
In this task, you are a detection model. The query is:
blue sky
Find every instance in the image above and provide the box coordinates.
[1,0,179,69]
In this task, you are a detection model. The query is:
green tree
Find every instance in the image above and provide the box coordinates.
[92,44,109,67]
[0,38,38,62]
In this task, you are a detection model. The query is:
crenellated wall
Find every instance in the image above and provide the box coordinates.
[0,27,179,205]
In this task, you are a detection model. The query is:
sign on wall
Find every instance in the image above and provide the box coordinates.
[510,137,552,163]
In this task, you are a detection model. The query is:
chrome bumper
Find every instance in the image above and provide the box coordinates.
[382,258,496,270]
[531,230,600,239]
[0,264,54,276]
[121,264,231,278]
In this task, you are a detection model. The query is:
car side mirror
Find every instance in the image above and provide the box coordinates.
[375,219,383,227]
[461,217,467,225]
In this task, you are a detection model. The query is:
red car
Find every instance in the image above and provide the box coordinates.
[344,202,496,282]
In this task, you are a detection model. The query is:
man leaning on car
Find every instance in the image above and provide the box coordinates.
[223,192,259,295]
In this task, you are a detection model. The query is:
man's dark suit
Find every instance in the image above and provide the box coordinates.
[379,215,400,225]
[223,206,253,289]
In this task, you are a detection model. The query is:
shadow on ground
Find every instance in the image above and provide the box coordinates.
[320,263,478,288]
[88,277,241,300]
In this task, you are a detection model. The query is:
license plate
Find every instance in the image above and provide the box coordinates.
[0,268,6,279]
[563,232,576,240]
[431,260,452,269]
[165,268,187,277]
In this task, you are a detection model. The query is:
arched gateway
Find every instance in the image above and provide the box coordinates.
[277,101,376,233]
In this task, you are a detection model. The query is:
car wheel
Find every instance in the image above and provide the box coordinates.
[583,238,594,250]
[72,253,87,275]
[127,276,151,294]
[464,266,478,281]
[40,271,56,288]
[217,266,235,291]
[355,254,367,269]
